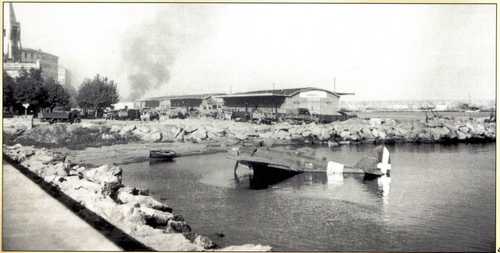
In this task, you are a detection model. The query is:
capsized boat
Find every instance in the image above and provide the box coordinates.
[149,149,177,161]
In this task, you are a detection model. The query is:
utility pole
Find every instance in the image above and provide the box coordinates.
[333,77,336,92]
[273,82,277,119]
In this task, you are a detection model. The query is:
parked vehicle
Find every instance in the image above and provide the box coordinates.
[281,108,316,124]
[231,111,251,122]
[39,107,81,124]
[168,108,188,119]
[111,109,140,120]
[252,110,275,125]
[127,109,141,120]
[104,110,118,120]
[141,111,160,121]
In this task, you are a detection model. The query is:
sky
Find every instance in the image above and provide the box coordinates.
[4,3,496,101]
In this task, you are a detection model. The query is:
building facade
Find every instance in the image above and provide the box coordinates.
[134,99,160,110]
[58,66,72,86]
[3,3,59,81]
[20,48,59,81]
[220,87,353,115]
[4,61,40,78]
[138,93,225,112]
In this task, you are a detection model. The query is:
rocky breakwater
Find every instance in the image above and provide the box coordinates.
[3,144,271,251]
[5,117,496,148]
[270,117,496,145]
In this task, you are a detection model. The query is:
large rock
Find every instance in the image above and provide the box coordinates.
[120,125,136,134]
[82,165,122,196]
[3,144,35,162]
[142,132,162,143]
[167,220,192,233]
[39,161,68,178]
[382,119,397,126]
[369,118,382,126]
[429,127,450,141]
[416,131,432,142]
[301,129,312,138]
[187,128,208,143]
[58,176,102,203]
[470,123,486,137]
[109,125,122,133]
[161,127,181,142]
[193,234,217,249]
[315,128,332,141]
[116,187,172,212]
[139,206,175,227]
[457,130,471,140]
[371,128,386,140]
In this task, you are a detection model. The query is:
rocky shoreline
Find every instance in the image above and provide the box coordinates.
[1,116,495,251]
[3,144,271,251]
[3,117,496,149]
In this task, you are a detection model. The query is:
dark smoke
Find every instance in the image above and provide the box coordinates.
[122,6,212,100]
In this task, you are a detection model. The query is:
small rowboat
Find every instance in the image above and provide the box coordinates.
[150,150,177,161]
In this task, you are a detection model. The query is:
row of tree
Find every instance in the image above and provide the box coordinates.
[3,68,119,116]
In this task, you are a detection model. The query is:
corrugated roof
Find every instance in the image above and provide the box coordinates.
[221,87,354,98]
[137,87,354,102]
[139,93,226,102]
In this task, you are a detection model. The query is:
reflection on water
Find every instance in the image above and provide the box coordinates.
[358,175,392,205]
[326,172,344,187]
[121,143,495,251]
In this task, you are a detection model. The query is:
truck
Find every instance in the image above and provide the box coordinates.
[281,108,316,124]
[113,109,140,120]
[39,107,81,124]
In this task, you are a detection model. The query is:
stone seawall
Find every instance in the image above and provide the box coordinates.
[4,117,496,149]
[3,144,271,251]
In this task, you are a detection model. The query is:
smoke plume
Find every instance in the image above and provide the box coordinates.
[122,5,212,100]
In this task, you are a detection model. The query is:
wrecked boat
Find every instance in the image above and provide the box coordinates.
[149,150,177,161]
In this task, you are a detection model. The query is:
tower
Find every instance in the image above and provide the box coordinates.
[3,3,22,62]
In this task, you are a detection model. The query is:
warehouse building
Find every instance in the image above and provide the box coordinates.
[159,93,225,111]
[135,93,225,112]
[134,98,160,110]
[219,87,353,115]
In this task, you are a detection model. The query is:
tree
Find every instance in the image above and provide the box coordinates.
[77,74,119,114]
[13,68,48,114]
[45,78,70,111]
[3,71,16,111]
[62,83,78,108]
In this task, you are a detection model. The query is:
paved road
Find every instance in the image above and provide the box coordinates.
[2,161,122,251]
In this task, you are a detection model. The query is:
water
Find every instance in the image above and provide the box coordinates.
[357,111,492,121]
[120,143,495,251]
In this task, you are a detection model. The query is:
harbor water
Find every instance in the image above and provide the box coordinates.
[121,143,495,251]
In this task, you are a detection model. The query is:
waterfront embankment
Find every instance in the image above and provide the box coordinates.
[2,144,271,251]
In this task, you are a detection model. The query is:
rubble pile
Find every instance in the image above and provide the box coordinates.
[3,144,271,251]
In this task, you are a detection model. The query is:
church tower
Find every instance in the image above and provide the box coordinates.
[3,3,22,62]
